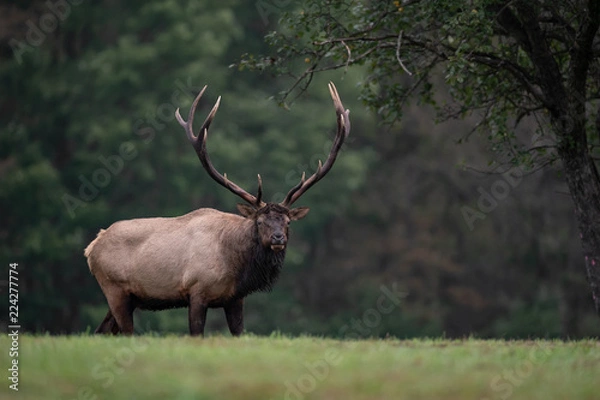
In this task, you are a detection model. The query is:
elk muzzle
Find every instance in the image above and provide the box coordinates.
[270,232,287,252]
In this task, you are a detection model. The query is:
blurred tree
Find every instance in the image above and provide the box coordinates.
[1,0,598,338]
[0,0,372,333]
[1,0,247,332]
[239,0,600,316]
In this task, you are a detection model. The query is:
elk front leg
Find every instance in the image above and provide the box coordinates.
[224,298,244,336]
[188,294,208,336]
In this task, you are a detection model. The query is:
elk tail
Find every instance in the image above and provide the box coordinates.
[84,229,106,259]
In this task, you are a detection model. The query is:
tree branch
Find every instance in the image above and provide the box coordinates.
[569,0,600,99]
[396,31,413,75]
[465,51,546,103]
[597,103,600,136]
[496,2,569,116]
[492,2,533,53]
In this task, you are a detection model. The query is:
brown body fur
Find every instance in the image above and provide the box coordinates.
[85,207,295,336]
[85,82,348,337]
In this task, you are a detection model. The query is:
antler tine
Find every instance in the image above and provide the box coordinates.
[256,174,263,206]
[280,82,351,207]
[176,87,265,208]
[329,82,350,136]
[175,85,208,142]
[282,171,306,205]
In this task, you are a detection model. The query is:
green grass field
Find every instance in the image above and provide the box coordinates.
[0,335,598,400]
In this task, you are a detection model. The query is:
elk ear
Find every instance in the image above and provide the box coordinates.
[289,207,310,221]
[237,204,257,218]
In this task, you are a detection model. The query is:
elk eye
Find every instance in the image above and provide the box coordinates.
[257,220,263,226]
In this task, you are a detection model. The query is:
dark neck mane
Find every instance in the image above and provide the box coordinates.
[233,227,286,299]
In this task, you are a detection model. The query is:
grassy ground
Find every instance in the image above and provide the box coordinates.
[0,335,598,400]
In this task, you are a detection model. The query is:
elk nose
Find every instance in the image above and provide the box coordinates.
[271,233,285,244]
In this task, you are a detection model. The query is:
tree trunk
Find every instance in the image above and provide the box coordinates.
[558,145,600,316]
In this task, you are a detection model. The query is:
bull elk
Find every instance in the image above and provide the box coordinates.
[84,82,350,336]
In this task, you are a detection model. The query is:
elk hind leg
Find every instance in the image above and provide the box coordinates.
[104,288,134,335]
[95,309,120,335]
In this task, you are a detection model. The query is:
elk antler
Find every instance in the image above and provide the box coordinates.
[280,82,351,207]
[175,86,265,208]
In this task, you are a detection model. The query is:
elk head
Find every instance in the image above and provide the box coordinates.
[175,82,350,253]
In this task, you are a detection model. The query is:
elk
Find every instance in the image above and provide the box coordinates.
[84,82,350,336]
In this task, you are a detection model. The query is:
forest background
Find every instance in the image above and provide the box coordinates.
[2,0,599,338]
